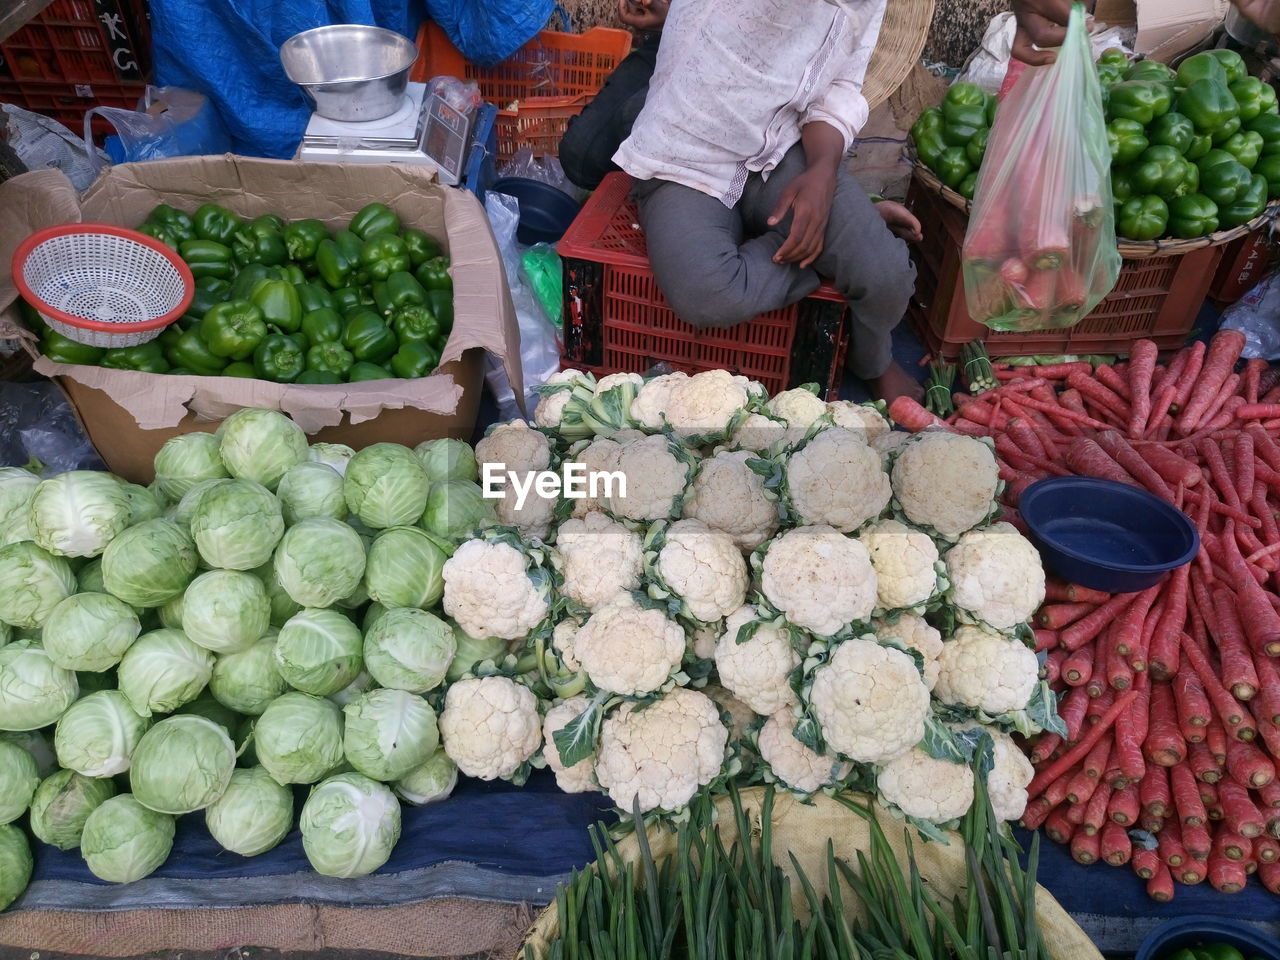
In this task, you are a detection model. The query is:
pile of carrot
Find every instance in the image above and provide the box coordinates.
[888,330,1280,902]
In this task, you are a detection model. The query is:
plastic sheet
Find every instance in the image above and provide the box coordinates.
[2,105,106,191]
[0,381,103,474]
[1220,269,1280,359]
[522,244,563,328]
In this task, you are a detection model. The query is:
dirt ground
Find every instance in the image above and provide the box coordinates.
[0,950,506,960]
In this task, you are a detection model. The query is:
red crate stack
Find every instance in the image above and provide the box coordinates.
[556,173,850,399]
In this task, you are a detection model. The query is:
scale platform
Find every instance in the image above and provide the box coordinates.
[297,81,472,185]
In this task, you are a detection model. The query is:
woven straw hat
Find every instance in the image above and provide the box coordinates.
[864,0,937,111]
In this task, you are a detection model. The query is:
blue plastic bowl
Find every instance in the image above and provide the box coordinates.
[1019,476,1198,593]
[490,177,581,246]
[1136,916,1280,960]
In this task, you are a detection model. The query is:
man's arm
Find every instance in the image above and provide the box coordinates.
[768,121,844,269]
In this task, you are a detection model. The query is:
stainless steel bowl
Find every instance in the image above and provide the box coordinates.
[281,24,418,123]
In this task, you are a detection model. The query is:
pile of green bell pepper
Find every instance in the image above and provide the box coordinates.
[1163,942,1265,960]
[67,201,456,383]
[908,48,1280,241]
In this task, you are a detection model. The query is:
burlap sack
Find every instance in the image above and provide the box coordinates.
[521,789,1101,960]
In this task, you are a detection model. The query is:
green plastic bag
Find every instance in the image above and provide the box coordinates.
[521,244,563,329]
[961,3,1120,332]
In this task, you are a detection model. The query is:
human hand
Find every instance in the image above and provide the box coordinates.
[876,201,924,244]
[768,168,837,269]
[1234,0,1280,34]
[617,0,669,31]
[1011,0,1094,65]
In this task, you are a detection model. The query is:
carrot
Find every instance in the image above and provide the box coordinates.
[1200,779,1220,816]
[1082,779,1114,837]
[1109,781,1141,826]
[1028,688,1139,798]
[1226,737,1275,788]
[888,396,946,432]
[1100,432,1175,499]
[1065,798,1088,825]
[1233,433,1257,511]
[1029,384,1083,436]
[1256,837,1280,863]
[1173,762,1209,829]
[1066,437,1136,486]
[1201,436,1245,510]
[1062,592,1140,651]
[1072,826,1102,864]
[1261,861,1280,894]
[1178,330,1245,433]
[1114,676,1149,783]
[1207,586,1260,701]
[1220,529,1280,656]
[1133,845,1162,880]
[1045,581,1112,604]
[1060,686,1091,743]
[1034,628,1061,653]
[1107,632,1134,691]
[1182,630,1256,739]
[1207,851,1248,892]
[1146,349,1190,437]
[1112,584,1160,658]
[1160,819,1188,867]
[1169,342,1208,412]
[1218,778,1266,838]
[1181,487,1263,528]
[1206,715,1228,766]
[1146,681,1186,766]
[1066,750,1107,804]
[1214,830,1252,862]
[1045,648,1066,685]
[1043,805,1075,844]
[1244,357,1267,405]
[1246,422,1280,472]
[1068,369,1132,419]
[1250,482,1279,547]
[1061,644,1094,687]
[1140,762,1172,819]
[1100,820,1133,866]
[1146,862,1175,900]
[1029,361,1093,379]
[1016,393,1111,431]
[950,418,992,437]
[1236,403,1280,420]
[1139,812,1164,834]
[1037,602,1097,630]
[1020,796,1056,830]
[1096,363,1132,400]
[1196,373,1243,434]
[996,435,1068,476]
[1006,407,1062,460]
[1188,740,1222,783]
[1252,651,1280,725]
[1173,669,1211,742]
[1125,340,1158,437]
[1134,442,1202,488]
[1148,564,1189,681]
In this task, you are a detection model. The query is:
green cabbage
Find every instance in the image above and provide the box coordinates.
[394,747,458,805]
[277,461,348,525]
[29,471,132,558]
[28,768,116,850]
[343,443,430,529]
[117,629,214,717]
[153,432,228,501]
[0,739,38,824]
[129,715,236,814]
[420,479,495,542]
[0,640,78,730]
[364,525,447,610]
[101,519,197,608]
[42,592,140,672]
[362,608,456,694]
[0,541,78,629]
[0,824,31,910]
[414,438,479,484]
[254,692,344,785]
[180,570,271,654]
[210,636,286,716]
[300,772,401,878]
[272,518,366,608]
[342,688,439,781]
[204,766,294,857]
[54,690,150,778]
[217,408,308,491]
[80,794,175,882]
[188,479,285,571]
[275,608,363,696]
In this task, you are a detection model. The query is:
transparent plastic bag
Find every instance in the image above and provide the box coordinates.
[962,3,1121,333]
[84,86,231,173]
[1221,270,1280,360]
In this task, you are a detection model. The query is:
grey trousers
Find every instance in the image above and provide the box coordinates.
[633,144,916,380]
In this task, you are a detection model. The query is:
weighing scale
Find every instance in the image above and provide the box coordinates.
[296,81,473,186]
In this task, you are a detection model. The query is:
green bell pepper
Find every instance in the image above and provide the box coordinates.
[102,341,170,374]
[1098,48,1129,69]
[914,128,949,168]
[1230,77,1276,123]
[331,286,373,313]
[1131,145,1194,199]
[253,334,306,383]
[1108,119,1150,165]
[349,202,401,240]
[359,234,410,281]
[1213,116,1244,145]
[137,221,180,250]
[232,227,288,268]
[279,264,306,285]
[1200,157,1256,207]
[183,276,231,322]
[316,234,358,289]
[1249,113,1280,156]
[228,263,269,302]
[166,327,226,375]
[1118,196,1170,240]
[958,172,979,201]
[383,271,427,312]
[389,339,440,379]
[347,362,392,381]
[1112,169,1135,205]
[943,82,987,113]
[159,325,184,352]
[306,342,355,378]
[1124,60,1176,85]
[1108,81,1171,125]
[1167,194,1220,238]
[1198,148,1238,172]
[1179,79,1241,134]
[1222,130,1265,169]
[415,257,452,293]
[401,228,442,267]
[248,214,286,234]
[284,219,329,263]
[192,203,242,244]
[965,127,989,168]
[301,307,343,344]
[250,280,303,335]
[342,309,398,364]
[40,329,105,365]
[1186,134,1214,161]
[295,282,335,314]
[912,107,944,138]
[198,300,267,360]
[1177,52,1229,89]
[1149,112,1195,154]
[391,304,440,343]
[147,204,195,243]
[296,369,343,384]
[1208,49,1248,86]
[426,290,453,335]
[1097,63,1125,88]
[179,239,234,280]
[222,361,257,378]
[1256,154,1280,197]
[1219,173,1268,227]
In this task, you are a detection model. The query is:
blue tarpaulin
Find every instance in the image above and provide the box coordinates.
[423,0,555,67]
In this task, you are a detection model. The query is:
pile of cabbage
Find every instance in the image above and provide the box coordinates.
[0,371,1060,910]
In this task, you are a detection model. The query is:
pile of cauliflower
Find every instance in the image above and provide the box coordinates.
[436,370,1058,832]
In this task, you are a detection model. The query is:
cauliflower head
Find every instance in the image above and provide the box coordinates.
[807,638,930,764]
[785,428,891,533]
[946,522,1045,631]
[492,488,557,542]
[682,450,779,551]
[439,676,541,781]
[871,431,910,465]
[442,538,550,641]
[876,747,975,823]
[874,613,943,690]
[651,519,748,623]
[552,617,582,672]
[933,625,1039,716]
[947,722,1033,822]
[564,436,623,518]
[765,388,828,434]
[758,711,851,795]
[573,596,686,696]
[595,687,728,814]
[660,370,755,443]
[728,412,789,454]
[534,370,592,431]
[555,511,644,611]
[689,623,719,661]
[606,434,696,523]
[714,604,800,716]
[474,420,551,475]
[759,525,877,636]
[891,433,999,539]
[858,518,942,611]
[631,372,690,431]
[543,697,599,794]
[826,401,891,443]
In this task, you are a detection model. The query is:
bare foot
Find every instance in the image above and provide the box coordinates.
[866,361,924,404]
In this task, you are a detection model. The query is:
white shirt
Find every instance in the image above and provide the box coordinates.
[613,0,888,207]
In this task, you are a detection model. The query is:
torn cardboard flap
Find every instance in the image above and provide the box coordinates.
[1094,0,1227,61]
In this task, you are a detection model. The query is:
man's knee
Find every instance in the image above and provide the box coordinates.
[662,277,759,330]
[559,117,605,190]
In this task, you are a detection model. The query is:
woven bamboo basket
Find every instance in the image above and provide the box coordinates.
[519,789,1103,960]
[910,156,1280,260]
[864,0,936,112]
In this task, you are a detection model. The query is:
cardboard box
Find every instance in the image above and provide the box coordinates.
[1093,0,1227,62]
[0,156,521,484]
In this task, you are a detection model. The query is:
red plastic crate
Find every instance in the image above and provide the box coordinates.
[410,20,632,162]
[1208,228,1275,307]
[906,173,1224,361]
[557,173,850,399]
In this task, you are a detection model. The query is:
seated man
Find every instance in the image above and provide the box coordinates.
[561,0,924,402]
